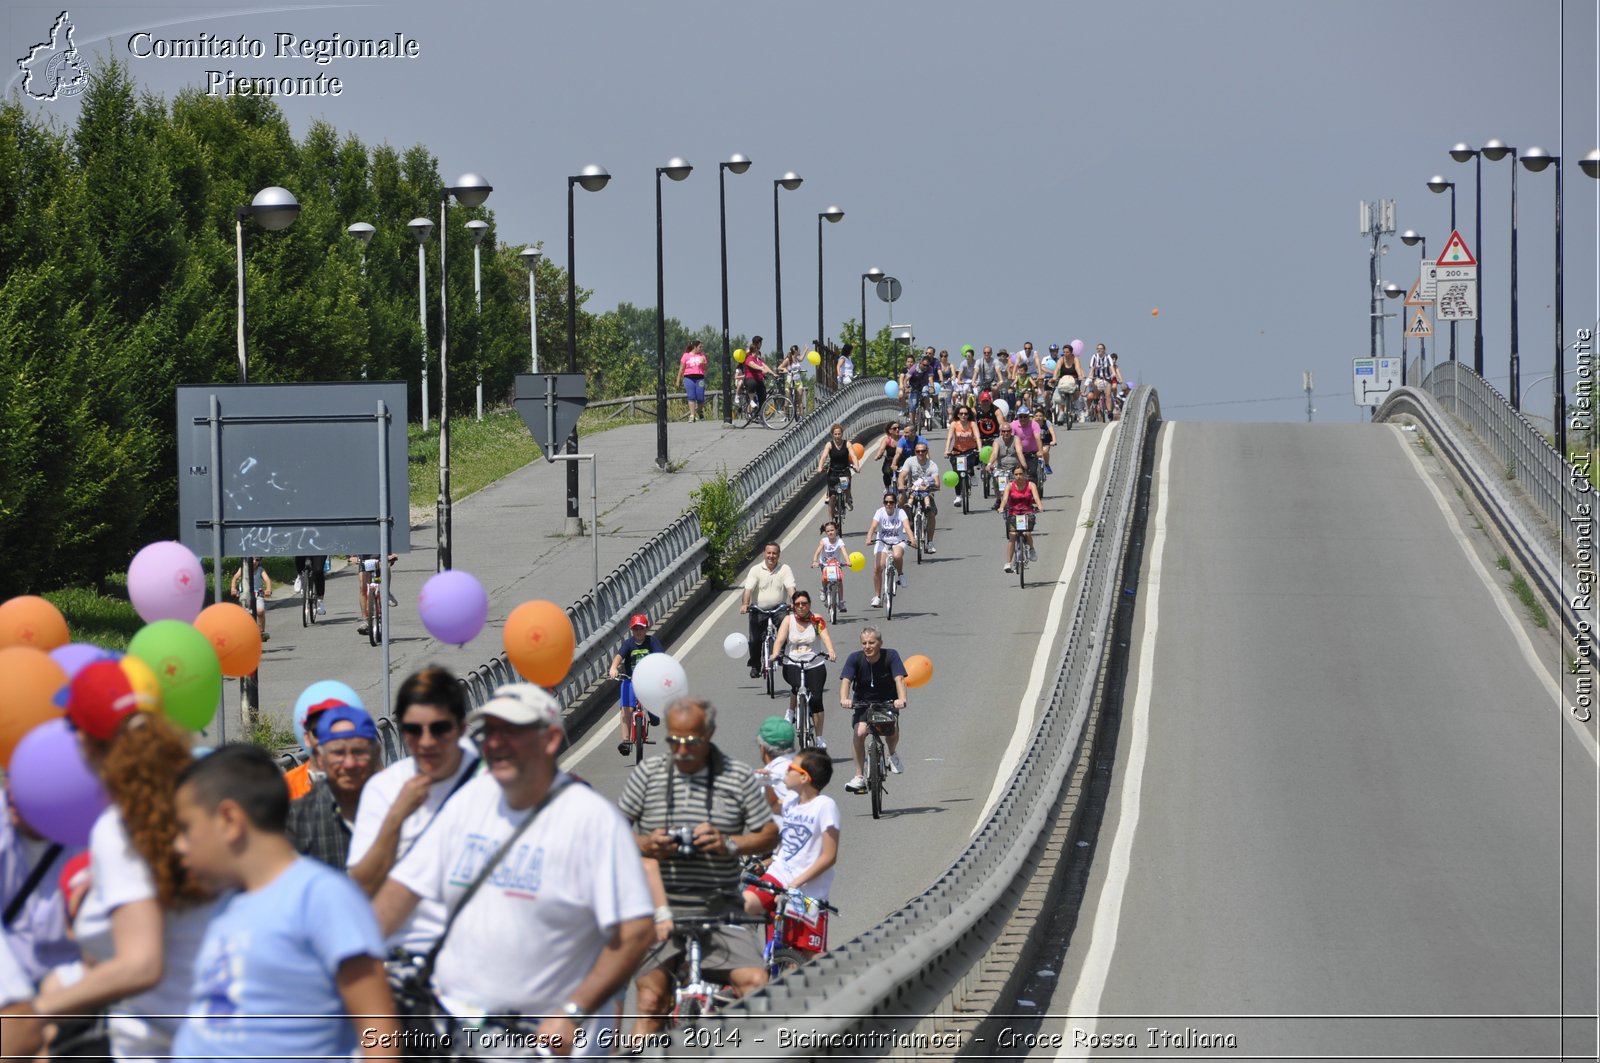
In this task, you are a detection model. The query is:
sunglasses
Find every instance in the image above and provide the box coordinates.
[785,764,812,783]
[401,720,457,739]
[666,735,707,748]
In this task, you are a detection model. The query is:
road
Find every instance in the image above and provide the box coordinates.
[1027,422,1598,1061]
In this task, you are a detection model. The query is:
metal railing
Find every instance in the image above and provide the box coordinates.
[693,387,1162,1055]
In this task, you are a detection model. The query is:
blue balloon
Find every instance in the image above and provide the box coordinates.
[293,680,366,748]
[1043,358,1057,373]
[884,380,900,399]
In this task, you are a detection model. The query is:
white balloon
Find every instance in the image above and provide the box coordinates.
[994,398,1010,419]
[722,632,749,660]
[632,652,690,714]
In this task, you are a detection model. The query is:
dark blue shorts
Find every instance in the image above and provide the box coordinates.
[684,376,706,403]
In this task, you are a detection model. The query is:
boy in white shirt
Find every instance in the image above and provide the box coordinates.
[742,749,841,916]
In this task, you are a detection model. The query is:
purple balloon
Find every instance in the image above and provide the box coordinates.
[9,719,108,848]
[1070,339,1085,357]
[418,570,489,647]
[127,541,206,624]
[49,642,114,681]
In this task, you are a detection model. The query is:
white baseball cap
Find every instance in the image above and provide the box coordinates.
[470,683,565,731]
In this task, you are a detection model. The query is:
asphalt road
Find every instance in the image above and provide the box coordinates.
[1028,422,1598,1061]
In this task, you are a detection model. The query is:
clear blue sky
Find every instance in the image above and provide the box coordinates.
[7,0,1597,423]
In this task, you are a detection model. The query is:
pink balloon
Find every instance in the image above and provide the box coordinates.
[418,570,489,647]
[1070,339,1085,356]
[127,541,206,624]
[9,718,107,848]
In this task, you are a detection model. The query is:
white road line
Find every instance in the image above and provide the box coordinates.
[1057,422,1172,1060]
[1391,426,1599,763]
[972,424,1121,833]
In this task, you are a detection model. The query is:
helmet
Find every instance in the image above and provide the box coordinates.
[961,344,975,355]
[1048,343,1060,351]
[978,390,992,403]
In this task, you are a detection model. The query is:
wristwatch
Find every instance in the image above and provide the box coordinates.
[724,835,739,856]
[560,1001,585,1022]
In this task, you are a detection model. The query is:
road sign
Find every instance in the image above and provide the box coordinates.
[1406,307,1433,338]
[1353,357,1400,407]
[513,373,589,461]
[1435,229,1477,266]
[875,277,902,303]
[1430,263,1478,321]
[1404,277,1431,307]
[1419,266,1437,302]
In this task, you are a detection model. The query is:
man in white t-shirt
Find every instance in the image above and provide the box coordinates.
[376,684,654,1058]
[896,440,941,554]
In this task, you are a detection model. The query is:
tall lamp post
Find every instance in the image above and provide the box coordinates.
[1450,143,1485,375]
[1383,281,1405,385]
[1427,175,1458,363]
[1400,230,1428,382]
[434,173,493,573]
[655,157,694,469]
[520,248,542,373]
[861,267,884,377]
[719,154,751,424]
[408,217,434,428]
[1519,148,1565,456]
[773,172,803,361]
[467,218,488,421]
[816,205,843,393]
[1481,140,1521,406]
[566,165,611,534]
[348,221,375,379]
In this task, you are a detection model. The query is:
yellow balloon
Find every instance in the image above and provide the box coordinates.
[733,348,747,364]
[806,350,821,366]
[848,551,866,572]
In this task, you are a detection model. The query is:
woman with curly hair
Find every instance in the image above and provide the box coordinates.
[22,661,216,1062]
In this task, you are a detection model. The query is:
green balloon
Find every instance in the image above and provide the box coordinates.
[128,620,222,732]
[979,445,994,464]
[942,470,959,488]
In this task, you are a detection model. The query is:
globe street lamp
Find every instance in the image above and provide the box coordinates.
[1400,230,1428,381]
[1449,143,1485,375]
[1481,139,1521,406]
[520,248,542,373]
[861,267,884,379]
[656,157,693,469]
[719,153,751,424]
[565,165,611,534]
[467,219,489,420]
[815,206,844,395]
[1519,148,1565,455]
[1383,281,1406,385]
[1427,175,1458,363]
[435,172,492,572]
[773,171,803,364]
[408,216,434,429]
[348,222,375,378]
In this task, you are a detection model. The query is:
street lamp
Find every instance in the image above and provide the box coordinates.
[435,172,493,572]
[656,157,693,469]
[861,267,884,379]
[408,217,434,429]
[773,171,803,363]
[1427,175,1458,363]
[467,219,488,420]
[1519,148,1565,456]
[520,248,542,373]
[1450,143,1485,375]
[1383,281,1406,385]
[347,221,375,274]
[1480,139,1521,407]
[719,153,751,424]
[816,205,844,395]
[565,165,611,534]
[1400,230,1428,381]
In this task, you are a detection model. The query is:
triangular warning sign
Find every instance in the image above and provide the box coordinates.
[1406,307,1433,338]
[1404,278,1429,306]
[1435,229,1477,267]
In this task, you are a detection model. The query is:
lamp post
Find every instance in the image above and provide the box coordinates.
[816,205,843,395]
[719,153,751,424]
[655,157,693,469]
[466,219,489,421]
[408,217,434,429]
[1450,143,1485,375]
[1427,175,1458,363]
[861,267,884,379]
[565,165,611,534]
[1400,230,1428,382]
[773,172,803,362]
[1383,281,1406,385]
[520,248,542,373]
[1480,140,1521,406]
[348,222,375,379]
[1519,148,1565,456]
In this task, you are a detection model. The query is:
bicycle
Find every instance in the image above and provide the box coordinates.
[860,703,898,819]
[610,674,651,765]
[818,558,844,625]
[667,903,769,1028]
[740,876,838,978]
[1011,511,1035,589]
[751,605,790,698]
[780,657,822,748]
[868,539,898,621]
[300,556,319,628]
[907,488,931,565]
[1052,379,1078,429]
[950,452,975,516]
[827,473,850,530]
[362,557,384,647]
[918,385,941,436]
[734,378,772,428]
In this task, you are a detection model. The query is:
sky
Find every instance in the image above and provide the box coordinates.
[6,0,1598,424]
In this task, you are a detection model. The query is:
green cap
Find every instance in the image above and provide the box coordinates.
[961,344,975,355]
[758,716,796,750]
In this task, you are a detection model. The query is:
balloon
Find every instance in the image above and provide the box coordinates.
[631,653,689,714]
[127,620,222,732]
[419,570,489,647]
[994,399,1010,419]
[941,470,959,488]
[49,642,115,681]
[0,647,67,768]
[806,350,821,366]
[1071,339,1084,356]
[733,348,747,364]
[293,680,365,747]
[1151,308,1160,316]
[504,600,576,686]
[127,541,206,624]
[884,381,899,400]
[904,654,933,689]
[980,445,994,464]
[8,719,107,848]
[193,603,261,678]
[117,656,162,711]
[849,442,865,462]
[722,632,749,660]
[0,596,69,651]
[848,551,866,572]
[1043,358,1057,373]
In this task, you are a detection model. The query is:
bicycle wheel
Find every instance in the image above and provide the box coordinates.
[869,738,884,819]
[301,567,314,627]
[762,395,784,426]
[368,589,381,646]
[884,569,895,621]
[764,627,777,698]
[770,947,808,977]
[1017,542,1026,589]
[963,471,972,515]
[913,511,925,565]
[826,581,838,625]
[632,709,646,765]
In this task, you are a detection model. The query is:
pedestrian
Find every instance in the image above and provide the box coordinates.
[284,698,340,800]
[287,705,382,869]
[676,341,708,422]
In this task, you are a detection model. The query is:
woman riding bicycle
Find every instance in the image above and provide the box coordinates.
[1002,466,1042,574]
[872,421,906,493]
[945,406,982,509]
[865,491,917,608]
[768,590,837,749]
[816,423,859,516]
[741,336,775,416]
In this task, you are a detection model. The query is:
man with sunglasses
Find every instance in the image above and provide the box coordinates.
[896,441,941,554]
[620,699,778,1035]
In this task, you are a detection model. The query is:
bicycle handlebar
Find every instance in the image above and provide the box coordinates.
[739,874,840,913]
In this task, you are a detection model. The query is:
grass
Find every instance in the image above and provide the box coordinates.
[246,715,298,751]
[1509,572,1549,629]
[1496,555,1510,571]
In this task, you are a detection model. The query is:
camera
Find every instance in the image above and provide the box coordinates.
[668,825,697,857]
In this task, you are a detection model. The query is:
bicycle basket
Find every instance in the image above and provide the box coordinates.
[865,709,898,736]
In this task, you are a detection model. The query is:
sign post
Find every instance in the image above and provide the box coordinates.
[1352,357,1400,408]
[1431,230,1478,323]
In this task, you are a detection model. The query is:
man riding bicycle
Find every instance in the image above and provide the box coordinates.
[739,543,796,678]
[352,553,398,638]
[896,442,941,555]
[838,627,909,793]
[609,613,666,757]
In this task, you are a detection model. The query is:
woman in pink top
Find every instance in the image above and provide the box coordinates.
[677,341,710,422]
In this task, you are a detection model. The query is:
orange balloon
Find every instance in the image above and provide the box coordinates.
[904,653,934,689]
[0,596,70,652]
[1151,308,1160,316]
[0,646,67,767]
[193,603,263,679]
[849,442,866,462]
[504,600,576,687]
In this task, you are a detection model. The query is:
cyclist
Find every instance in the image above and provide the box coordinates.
[352,553,398,638]
[779,345,806,416]
[865,491,916,608]
[975,346,1002,396]
[741,336,775,417]
[753,716,798,823]
[975,391,1002,448]
[945,406,982,509]
[739,542,795,679]
[896,441,942,554]
[815,422,859,515]
[1032,406,1056,477]
[741,748,839,919]
[292,555,328,616]
[987,422,1027,523]
[1002,465,1042,573]
[810,520,851,613]
[872,421,906,493]
[838,626,909,793]
[1087,343,1115,421]
[1051,348,1082,425]
[1012,405,1044,493]
[608,613,666,757]
[230,558,273,641]
[768,590,837,749]
[952,346,977,411]
[936,349,955,422]
[905,352,934,425]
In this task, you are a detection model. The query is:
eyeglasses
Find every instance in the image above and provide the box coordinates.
[320,745,374,763]
[665,735,707,748]
[915,449,929,454]
[401,720,458,739]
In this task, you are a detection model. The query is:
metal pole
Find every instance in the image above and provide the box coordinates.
[1473,152,1484,375]
[720,165,733,425]
[860,276,868,379]
[817,213,824,400]
[235,215,248,382]
[1449,187,1458,364]
[377,399,393,717]
[529,264,540,374]
[1554,160,1565,458]
[590,456,599,591]
[418,240,431,429]
[1418,238,1428,382]
[774,180,784,365]
[437,195,452,572]
[209,395,227,745]
[655,169,670,469]
[1509,156,1521,408]
[565,178,582,534]
[1369,224,1379,360]
[233,211,258,722]
[474,234,483,421]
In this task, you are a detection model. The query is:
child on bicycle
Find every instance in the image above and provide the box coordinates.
[230,558,273,641]
[608,613,665,757]
[741,748,839,919]
[810,521,850,613]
